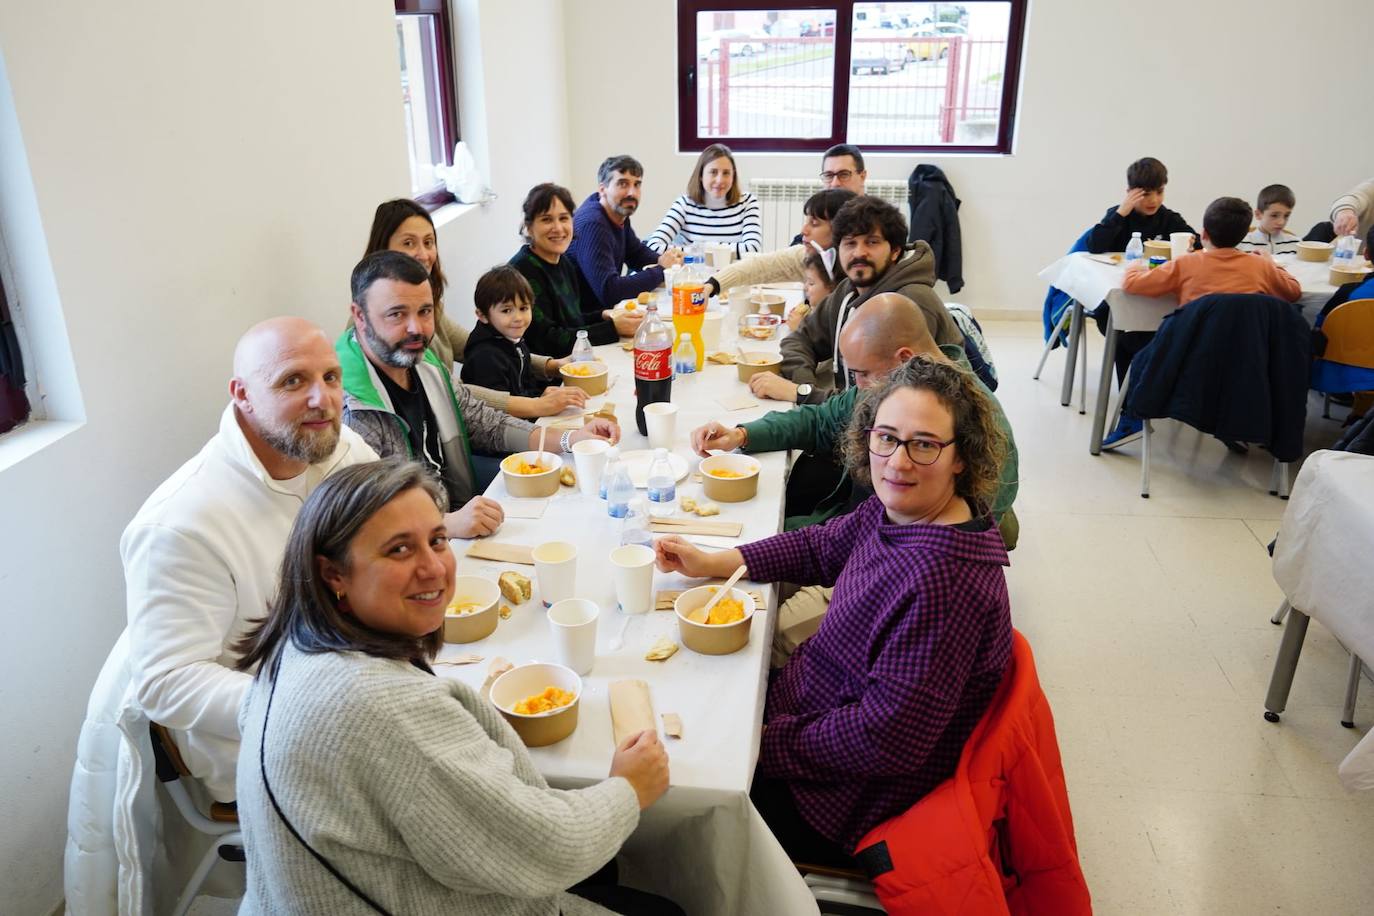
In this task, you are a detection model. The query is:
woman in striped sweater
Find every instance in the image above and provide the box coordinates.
[645,144,762,257]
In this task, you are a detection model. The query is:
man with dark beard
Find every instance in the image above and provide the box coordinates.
[567,154,684,311]
[121,316,378,803]
[337,251,617,538]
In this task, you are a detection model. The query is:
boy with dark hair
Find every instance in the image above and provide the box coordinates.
[1086,157,1198,253]
[460,266,554,399]
[1102,197,1301,448]
[1239,184,1300,255]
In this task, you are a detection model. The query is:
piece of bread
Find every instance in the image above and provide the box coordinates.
[498,604,512,620]
[559,466,576,487]
[644,636,679,661]
[498,571,532,605]
[695,501,720,517]
[679,495,698,513]
[636,291,652,305]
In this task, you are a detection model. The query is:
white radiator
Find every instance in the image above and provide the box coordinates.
[748,178,909,250]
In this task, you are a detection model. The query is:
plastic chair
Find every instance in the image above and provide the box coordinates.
[1311,298,1374,419]
[148,723,244,916]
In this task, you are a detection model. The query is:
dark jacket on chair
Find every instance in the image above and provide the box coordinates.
[907,165,964,294]
[1124,293,1310,462]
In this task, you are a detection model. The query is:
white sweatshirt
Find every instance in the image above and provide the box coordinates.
[121,404,376,801]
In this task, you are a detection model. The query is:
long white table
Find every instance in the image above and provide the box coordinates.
[1038,252,1343,454]
[1266,450,1374,791]
[439,291,822,915]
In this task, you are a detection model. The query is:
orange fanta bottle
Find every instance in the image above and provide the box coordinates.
[671,253,707,371]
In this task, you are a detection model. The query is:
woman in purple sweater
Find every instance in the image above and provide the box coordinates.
[656,357,1013,865]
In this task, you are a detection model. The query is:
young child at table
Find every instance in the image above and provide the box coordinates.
[1102,197,1302,449]
[460,266,554,398]
[1086,157,1201,400]
[789,246,838,332]
[1238,184,1301,256]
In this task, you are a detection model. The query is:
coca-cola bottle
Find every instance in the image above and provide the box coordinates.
[633,301,674,437]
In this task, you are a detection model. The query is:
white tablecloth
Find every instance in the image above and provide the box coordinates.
[1039,251,1341,333]
[441,295,821,915]
[1273,450,1374,791]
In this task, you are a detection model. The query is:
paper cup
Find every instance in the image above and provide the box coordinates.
[644,402,678,451]
[548,598,600,675]
[1170,232,1193,260]
[610,544,655,615]
[533,541,578,608]
[702,310,724,352]
[572,439,611,498]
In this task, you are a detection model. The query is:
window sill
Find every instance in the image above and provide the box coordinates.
[0,417,82,474]
[431,199,485,230]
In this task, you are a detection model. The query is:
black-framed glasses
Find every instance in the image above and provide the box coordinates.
[819,169,855,183]
[865,428,955,466]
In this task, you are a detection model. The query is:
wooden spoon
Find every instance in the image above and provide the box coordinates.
[689,564,747,624]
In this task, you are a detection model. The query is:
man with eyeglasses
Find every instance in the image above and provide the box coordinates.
[819,143,868,195]
[689,294,1018,664]
[337,251,618,539]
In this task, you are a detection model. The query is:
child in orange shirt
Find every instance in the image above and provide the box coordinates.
[1103,197,1301,448]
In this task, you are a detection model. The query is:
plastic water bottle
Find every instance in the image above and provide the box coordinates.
[606,453,635,519]
[570,329,594,363]
[673,333,697,375]
[620,498,652,548]
[599,446,621,500]
[646,448,676,518]
[1124,232,1144,265]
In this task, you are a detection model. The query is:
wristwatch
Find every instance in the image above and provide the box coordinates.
[559,430,575,453]
[795,384,813,403]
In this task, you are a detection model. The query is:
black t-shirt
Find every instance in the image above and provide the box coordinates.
[377,367,445,478]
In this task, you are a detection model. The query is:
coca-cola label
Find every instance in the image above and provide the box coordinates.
[634,348,671,381]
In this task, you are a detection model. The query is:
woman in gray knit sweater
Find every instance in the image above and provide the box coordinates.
[233,458,679,915]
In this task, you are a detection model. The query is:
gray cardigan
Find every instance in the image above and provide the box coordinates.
[236,643,639,915]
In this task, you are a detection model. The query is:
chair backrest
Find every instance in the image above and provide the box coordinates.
[1321,298,1374,368]
[149,722,239,825]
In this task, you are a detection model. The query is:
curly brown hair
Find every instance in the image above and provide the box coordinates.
[842,356,1007,509]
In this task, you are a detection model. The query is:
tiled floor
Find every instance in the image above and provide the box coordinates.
[991,319,1374,915]
[189,320,1374,916]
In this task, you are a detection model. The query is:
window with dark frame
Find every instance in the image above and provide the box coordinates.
[677,1,1027,154]
[0,276,31,435]
[395,0,461,208]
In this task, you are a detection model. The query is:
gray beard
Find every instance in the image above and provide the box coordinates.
[362,318,427,369]
[259,419,340,465]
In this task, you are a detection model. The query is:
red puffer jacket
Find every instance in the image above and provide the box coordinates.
[852,630,1091,915]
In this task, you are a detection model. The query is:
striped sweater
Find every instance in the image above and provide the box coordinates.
[644,193,762,256]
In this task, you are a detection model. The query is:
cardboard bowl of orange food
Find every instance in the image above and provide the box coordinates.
[1330,263,1373,287]
[1297,241,1334,263]
[501,451,564,498]
[1143,239,1172,261]
[674,586,757,655]
[735,351,782,383]
[489,662,582,746]
[560,360,609,395]
[443,576,501,644]
[699,453,761,503]
[749,292,787,315]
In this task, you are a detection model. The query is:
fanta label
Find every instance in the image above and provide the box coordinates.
[634,348,671,381]
[672,284,706,317]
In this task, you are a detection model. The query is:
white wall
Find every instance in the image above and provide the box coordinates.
[566,0,1372,316]
[435,0,573,330]
[0,3,409,911]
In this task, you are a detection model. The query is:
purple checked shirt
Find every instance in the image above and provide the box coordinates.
[741,496,1012,851]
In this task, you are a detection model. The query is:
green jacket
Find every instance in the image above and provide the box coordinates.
[741,345,1019,543]
[336,329,533,508]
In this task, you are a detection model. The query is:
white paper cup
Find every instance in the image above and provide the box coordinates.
[644,402,678,451]
[533,541,578,608]
[702,310,724,352]
[609,544,655,615]
[572,439,611,498]
[548,598,600,675]
[1170,232,1192,260]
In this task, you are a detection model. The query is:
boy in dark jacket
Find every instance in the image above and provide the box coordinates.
[460,266,555,399]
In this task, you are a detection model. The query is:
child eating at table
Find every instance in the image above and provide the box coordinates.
[1086,157,1201,399]
[1101,196,1301,449]
[790,246,838,331]
[1239,184,1300,256]
[460,266,562,400]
